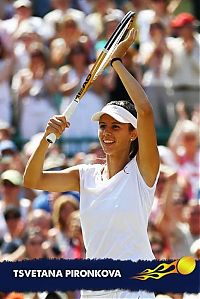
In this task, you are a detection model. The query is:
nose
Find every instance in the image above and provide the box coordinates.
[103,128,112,136]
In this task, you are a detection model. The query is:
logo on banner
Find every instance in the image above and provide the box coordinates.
[131,256,196,280]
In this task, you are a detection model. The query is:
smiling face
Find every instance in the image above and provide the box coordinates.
[98,114,137,158]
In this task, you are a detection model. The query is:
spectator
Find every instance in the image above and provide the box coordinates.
[137,0,174,44]
[1,227,60,262]
[27,209,52,239]
[0,37,14,124]
[168,119,199,199]
[149,230,168,259]
[0,205,24,254]
[168,13,200,122]
[96,9,124,47]
[56,15,91,52]
[139,18,173,128]
[16,227,46,260]
[51,194,79,258]
[0,140,18,173]
[49,38,69,69]
[12,42,58,139]
[0,130,19,174]
[44,0,88,38]
[85,0,124,40]
[13,22,45,72]
[1,0,53,42]
[0,169,31,239]
[154,170,198,258]
[67,210,85,259]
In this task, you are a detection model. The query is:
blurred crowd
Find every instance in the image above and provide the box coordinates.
[0,0,199,299]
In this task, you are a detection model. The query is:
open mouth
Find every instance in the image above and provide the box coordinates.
[103,140,115,145]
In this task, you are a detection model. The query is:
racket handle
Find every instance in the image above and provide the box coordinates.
[46,99,79,144]
[62,99,79,119]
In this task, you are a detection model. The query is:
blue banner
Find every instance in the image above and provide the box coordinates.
[0,257,199,293]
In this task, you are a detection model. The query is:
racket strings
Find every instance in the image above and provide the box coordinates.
[92,16,135,80]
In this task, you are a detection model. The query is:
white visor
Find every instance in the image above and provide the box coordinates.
[91,105,137,128]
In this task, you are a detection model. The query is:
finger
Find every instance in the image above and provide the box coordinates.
[51,117,67,130]
[132,28,138,40]
[48,121,63,135]
[58,116,70,128]
[127,28,137,42]
[54,115,68,126]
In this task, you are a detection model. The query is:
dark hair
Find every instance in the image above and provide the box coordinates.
[22,227,43,244]
[106,100,138,159]
[29,42,49,67]
[45,293,62,299]
[68,42,90,65]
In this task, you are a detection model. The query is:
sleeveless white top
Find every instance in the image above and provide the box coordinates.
[79,157,158,261]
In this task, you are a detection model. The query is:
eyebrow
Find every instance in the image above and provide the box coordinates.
[99,121,121,124]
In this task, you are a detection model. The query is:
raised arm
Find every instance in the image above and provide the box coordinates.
[111,29,160,187]
[23,116,80,192]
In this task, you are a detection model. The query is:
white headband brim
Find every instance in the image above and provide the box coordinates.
[91,105,137,128]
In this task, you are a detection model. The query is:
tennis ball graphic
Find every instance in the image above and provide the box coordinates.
[177,256,196,275]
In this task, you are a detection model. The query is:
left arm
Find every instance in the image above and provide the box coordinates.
[111,30,160,187]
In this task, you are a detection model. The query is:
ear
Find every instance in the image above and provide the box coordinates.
[130,129,137,141]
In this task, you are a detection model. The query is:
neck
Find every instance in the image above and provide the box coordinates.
[182,34,194,41]
[105,153,130,179]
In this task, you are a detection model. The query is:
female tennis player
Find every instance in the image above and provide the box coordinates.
[24,29,160,299]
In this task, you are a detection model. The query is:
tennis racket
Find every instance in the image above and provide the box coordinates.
[46,11,136,144]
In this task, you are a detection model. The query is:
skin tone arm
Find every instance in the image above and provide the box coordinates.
[23,116,80,192]
[111,29,160,187]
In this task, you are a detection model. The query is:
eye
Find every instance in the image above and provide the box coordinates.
[99,124,106,130]
[112,125,120,129]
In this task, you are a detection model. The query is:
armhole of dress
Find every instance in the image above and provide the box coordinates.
[133,156,160,192]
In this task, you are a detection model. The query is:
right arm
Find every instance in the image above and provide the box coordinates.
[23,115,80,192]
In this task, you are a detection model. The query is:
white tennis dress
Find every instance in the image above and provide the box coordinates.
[79,157,158,298]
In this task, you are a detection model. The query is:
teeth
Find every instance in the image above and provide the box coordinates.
[104,140,114,144]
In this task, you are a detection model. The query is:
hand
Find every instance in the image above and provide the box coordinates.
[111,28,137,60]
[44,115,70,139]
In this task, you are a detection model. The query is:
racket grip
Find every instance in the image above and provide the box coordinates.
[62,99,79,119]
[46,99,79,144]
